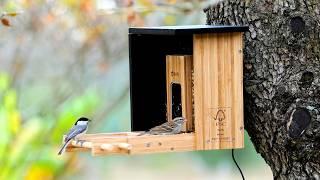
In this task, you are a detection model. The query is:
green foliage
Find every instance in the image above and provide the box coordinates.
[0,72,101,179]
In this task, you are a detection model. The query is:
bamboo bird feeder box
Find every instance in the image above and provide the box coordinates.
[64,25,248,156]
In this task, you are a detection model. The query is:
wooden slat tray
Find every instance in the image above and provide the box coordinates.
[65,132,195,156]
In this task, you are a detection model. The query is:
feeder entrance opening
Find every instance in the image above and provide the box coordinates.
[171,83,182,119]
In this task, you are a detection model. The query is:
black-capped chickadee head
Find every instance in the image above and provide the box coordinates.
[75,117,91,125]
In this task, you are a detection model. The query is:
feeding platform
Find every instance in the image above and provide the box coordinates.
[65,132,195,156]
[64,25,248,156]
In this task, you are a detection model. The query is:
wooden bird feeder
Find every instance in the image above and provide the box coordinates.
[64,25,248,156]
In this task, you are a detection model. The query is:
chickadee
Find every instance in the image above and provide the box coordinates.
[58,117,91,155]
[138,117,186,136]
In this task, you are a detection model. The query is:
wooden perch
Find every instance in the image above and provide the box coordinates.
[71,140,93,148]
[99,143,132,153]
[117,143,132,150]
[65,132,195,156]
[100,144,114,151]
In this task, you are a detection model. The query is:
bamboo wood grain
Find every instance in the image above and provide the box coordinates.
[232,32,244,148]
[193,36,205,150]
[166,55,193,132]
[193,32,244,150]
[128,133,195,154]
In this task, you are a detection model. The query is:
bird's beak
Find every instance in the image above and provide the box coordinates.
[88,119,92,122]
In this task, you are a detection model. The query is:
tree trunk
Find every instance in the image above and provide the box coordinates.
[205,0,320,179]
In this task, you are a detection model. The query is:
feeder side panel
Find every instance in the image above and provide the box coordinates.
[193,32,244,150]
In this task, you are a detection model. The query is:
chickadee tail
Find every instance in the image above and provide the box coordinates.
[58,140,71,155]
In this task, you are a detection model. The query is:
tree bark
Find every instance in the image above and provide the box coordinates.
[205,0,320,179]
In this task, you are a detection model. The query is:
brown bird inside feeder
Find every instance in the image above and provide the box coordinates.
[166,55,194,133]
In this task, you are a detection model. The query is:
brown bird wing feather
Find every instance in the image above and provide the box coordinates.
[137,121,177,136]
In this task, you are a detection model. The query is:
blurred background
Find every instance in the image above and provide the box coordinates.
[0,0,272,179]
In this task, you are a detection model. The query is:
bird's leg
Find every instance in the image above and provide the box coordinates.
[78,140,86,147]
[75,138,86,147]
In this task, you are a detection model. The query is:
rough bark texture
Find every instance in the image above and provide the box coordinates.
[205,0,320,179]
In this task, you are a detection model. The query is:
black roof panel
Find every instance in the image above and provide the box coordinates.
[129,25,249,35]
